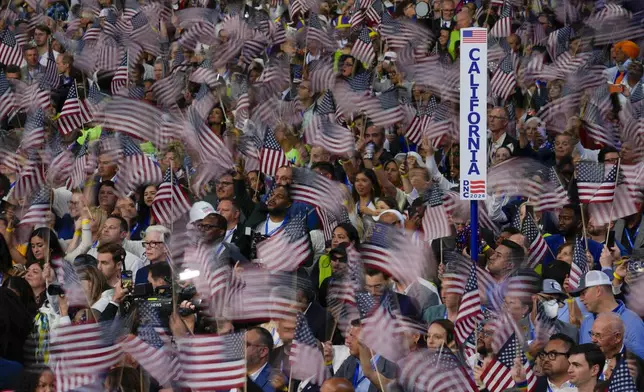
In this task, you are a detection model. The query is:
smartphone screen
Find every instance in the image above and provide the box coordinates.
[526,205,534,218]
[607,231,616,248]
[121,270,133,289]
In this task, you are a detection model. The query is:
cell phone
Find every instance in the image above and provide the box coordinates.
[607,231,616,249]
[121,270,133,289]
[526,205,534,218]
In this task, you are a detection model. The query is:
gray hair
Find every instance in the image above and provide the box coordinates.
[144,225,172,243]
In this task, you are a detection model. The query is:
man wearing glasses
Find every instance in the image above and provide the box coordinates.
[488,106,518,165]
[534,334,576,392]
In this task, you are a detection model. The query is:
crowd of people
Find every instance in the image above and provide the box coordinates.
[1,0,644,391]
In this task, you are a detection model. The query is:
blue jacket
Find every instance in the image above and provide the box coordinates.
[579,300,644,359]
[543,235,603,268]
[252,364,275,392]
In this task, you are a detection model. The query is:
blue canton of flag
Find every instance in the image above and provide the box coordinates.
[608,357,638,391]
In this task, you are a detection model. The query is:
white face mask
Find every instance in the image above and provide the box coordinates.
[541,299,559,319]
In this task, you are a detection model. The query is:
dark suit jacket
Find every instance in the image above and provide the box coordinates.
[392,292,421,321]
[305,302,335,342]
[231,223,252,260]
[251,364,275,392]
[334,355,398,392]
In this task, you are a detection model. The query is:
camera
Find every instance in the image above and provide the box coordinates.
[123,283,201,326]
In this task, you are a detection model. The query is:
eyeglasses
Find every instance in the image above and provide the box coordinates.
[330,256,347,263]
[489,115,507,121]
[197,223,218,231]
[216,181,233,187]
[143,241,164,248]
[538,351,568,361]
[588,330,617,340]
[479,330,494,337]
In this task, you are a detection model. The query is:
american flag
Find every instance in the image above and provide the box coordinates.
[260,128,288,176]
[304,112,354,157]
[223,268,299,322]
[177,332,247,390]
[49,322,122,382]
[114,134,163,196]
[19,186,51,226]
[306,12,332,48]
[462,29,487,44]
[405,97,437,144]
[111,54,128,95]
[151,168,192,224]
[547,26,573,61]
[481,333,536,392]
[21,108,46,151]
[0,72,15,121]
[58,79,84,135]
[347,71,372,92]
[351,27,375,65]
[82,80,107,122]
[399,349,477,392]
[490,17,512,37]
[575,162,619,203]
[365,0,382,25]
[608,357,638,391]
[18,79,52,113]
[67,140,96,189]
[121,335,181,386]
[0,28,23,66]
[521,212,548,268]
[360,299,409,362]
[97,97,168,146]
[349,0,365,29]
[454,263,483,345]
[421,185,451,241]
[308,60,335,93]
[256,213,311,271]
[361,223,425,286]
[12,160,44,200]
[568,236,589,290]
[362,87,403,127]
[582,102,619,147]
[491,54,517,100]
[290,312,329,386]
[534,177,569,212]
[42,49,59,90]
[152,74,184,106]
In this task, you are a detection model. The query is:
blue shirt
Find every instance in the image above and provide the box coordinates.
[543,235,603,268]
[579,300,644,359]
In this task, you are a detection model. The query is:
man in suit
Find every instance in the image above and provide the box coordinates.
[333,319,398,392]
[217,199,252,260]
[429,0,456,35]
[246,327,276,392]
[295,279,335,342]
[20,45,42,84]
[488,106,518,165]
[363,268,420,320]
[614,208,644,254]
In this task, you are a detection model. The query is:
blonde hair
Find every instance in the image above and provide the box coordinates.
[89,206,108,234]
[79,265,107,305]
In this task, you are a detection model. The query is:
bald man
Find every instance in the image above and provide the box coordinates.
[320,378,355,392]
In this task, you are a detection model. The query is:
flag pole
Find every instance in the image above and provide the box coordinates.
[604,158,622,244]
[470,200,479,264]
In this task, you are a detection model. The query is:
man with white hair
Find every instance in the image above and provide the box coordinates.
[589,312,643,387]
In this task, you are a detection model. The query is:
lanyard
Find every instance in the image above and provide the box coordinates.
[265,217,287,236]
[130,222,139,238]
[216,230,236,254]
[352,364,366,387]
[614,70,626,84]
[352,355,380,387]
[624,225,640,250]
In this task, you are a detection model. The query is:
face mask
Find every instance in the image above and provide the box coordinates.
[541,299,559,319]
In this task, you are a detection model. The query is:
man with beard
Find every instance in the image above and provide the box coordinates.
[252,185,293,237]
[543,204,603,267]
[188,201,231,264]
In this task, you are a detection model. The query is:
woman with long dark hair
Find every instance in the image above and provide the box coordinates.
[25,228,65,265]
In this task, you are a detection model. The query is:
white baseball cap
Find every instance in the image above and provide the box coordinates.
[189,201,217,224]
[373,209,406,226]
[570,270,611,296]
